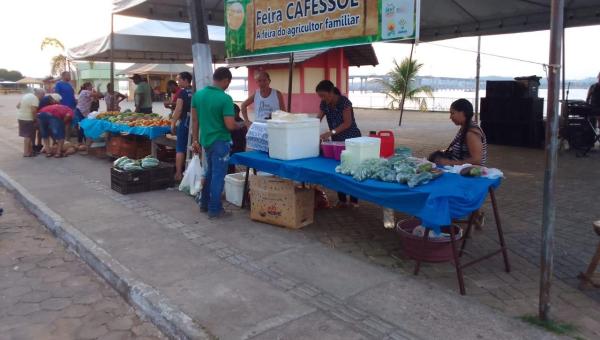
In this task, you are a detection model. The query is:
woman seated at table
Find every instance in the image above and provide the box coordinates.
[316,80,362,208]
[428,99,487,166]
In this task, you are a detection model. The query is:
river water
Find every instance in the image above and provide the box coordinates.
[226,87,589,113]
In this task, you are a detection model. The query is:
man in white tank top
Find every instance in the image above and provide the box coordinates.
[241,71,286,127]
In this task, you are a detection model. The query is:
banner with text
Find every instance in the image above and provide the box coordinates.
[226,0,418,58]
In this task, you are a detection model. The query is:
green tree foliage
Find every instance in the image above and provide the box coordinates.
[0,69,24,81]
[41,37,69,76]
[377,58,433,110]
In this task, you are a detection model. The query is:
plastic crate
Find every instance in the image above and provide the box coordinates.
[149,163,175,181]
[111,177,149,194]
[110,163,175,195]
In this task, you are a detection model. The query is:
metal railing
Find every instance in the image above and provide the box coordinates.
[348,92,476,112]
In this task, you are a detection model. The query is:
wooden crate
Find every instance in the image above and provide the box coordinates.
[106,134,151,159]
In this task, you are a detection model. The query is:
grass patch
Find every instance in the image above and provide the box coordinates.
[520,314,577,336]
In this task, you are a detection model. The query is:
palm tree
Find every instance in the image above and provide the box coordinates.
[41,37,70,77]
[377,58,433,110]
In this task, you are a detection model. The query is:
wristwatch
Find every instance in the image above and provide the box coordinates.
[331,129,337,135]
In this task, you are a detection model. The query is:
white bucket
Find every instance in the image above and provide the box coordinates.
[224,172,246,207]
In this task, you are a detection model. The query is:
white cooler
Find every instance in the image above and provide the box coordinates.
[267,118,320,160]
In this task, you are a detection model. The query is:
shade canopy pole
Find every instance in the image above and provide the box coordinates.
[539,0,564,322]
[187,0,212,89]
[110,13,115,90]
[474,36,481,124]
[398,41,415,127]
[187,0,213,161]
[561,23,566,101]
[287,52,294,112]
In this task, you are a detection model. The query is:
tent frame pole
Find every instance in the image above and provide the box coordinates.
[287,52,294,112]
[474,36,481,123]
[539,0,564,322]
[561,23,566,101]
[398,41,415,127]
[110,13,115,90]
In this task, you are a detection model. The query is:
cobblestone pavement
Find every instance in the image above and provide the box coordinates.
[0,188,165,340]
[294,108,600,339]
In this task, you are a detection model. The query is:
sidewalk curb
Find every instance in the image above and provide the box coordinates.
[0,170,215,340]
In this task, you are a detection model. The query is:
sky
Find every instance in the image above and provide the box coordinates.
[0,0,599,80]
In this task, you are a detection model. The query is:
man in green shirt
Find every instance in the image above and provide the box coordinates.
[191,67,239,218]
[130,74,153,113]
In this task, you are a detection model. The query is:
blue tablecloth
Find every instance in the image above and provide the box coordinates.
[79,119,170,140]
[230,151,501,232]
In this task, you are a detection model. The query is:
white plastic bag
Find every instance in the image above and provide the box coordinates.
[179,154,204,196]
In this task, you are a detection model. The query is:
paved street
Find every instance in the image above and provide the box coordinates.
[0,187,165,340]
[0,93,598,339]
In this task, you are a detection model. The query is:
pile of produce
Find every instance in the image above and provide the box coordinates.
[336,154,441,188]
[96,112,170,127]
[113,156,160,171]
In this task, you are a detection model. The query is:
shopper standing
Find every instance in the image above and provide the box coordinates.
[54,71,76,139]
[104,83,126,112]
[191,67,239,219]
[130,74,153,114]
[16,88,44,157]
[170,71,194,182]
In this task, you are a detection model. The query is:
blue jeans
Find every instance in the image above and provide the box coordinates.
[38,112,65,140]
[74,108,86,143]
[200,140,231,216]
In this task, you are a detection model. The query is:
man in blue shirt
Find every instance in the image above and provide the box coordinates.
[54,71,76,109]
[54,71,77,139]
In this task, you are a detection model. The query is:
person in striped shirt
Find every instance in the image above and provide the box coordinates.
[430,99,487,166]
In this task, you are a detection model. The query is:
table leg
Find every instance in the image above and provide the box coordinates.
[241,167,251,209]
[579,242,600,289]
[489,188,511,273]
[449,225,466,295]
[459,212,476,257]
[151,140,157,158]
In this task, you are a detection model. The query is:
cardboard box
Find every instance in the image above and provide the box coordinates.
[250,175,314,229]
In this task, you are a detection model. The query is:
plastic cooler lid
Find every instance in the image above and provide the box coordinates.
[267,118,320,128]
[345,137,381,145]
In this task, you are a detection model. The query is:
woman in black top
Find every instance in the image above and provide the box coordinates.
[316,80,362,208]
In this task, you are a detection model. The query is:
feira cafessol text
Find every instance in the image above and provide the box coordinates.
[256,0,360,25]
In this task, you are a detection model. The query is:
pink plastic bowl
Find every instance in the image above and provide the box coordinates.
[331,142,345,161]
[321,142,335,159]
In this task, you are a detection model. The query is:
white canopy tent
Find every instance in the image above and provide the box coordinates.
[112,0,600,41]
[67,19,226,64]
[119,63,193,76]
